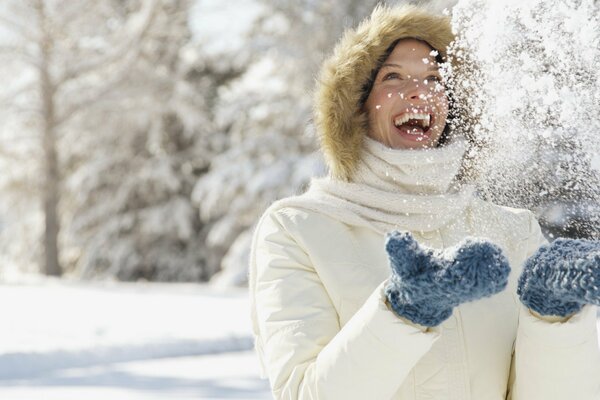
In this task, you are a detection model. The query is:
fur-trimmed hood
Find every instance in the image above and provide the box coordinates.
[313,4,455,181]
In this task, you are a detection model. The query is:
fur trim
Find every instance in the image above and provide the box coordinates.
[314,4,455,181]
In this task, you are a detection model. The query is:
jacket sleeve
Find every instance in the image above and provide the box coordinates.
[506,212,600,400]
[249,209,440,400]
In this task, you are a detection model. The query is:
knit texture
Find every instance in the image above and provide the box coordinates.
[384,231,511,327]
[517,238,600,317]
[264,135,475,234]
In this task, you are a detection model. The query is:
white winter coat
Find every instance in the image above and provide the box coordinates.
[250,197,600,399]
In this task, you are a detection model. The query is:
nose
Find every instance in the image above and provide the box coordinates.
[405,79,428,100]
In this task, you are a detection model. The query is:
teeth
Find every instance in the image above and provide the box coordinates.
[394,113,431,128]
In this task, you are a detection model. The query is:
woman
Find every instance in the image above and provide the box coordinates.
[249,5,600,399]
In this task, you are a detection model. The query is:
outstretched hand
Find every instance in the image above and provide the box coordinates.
[385,231,511,327]
[517,238,600,318]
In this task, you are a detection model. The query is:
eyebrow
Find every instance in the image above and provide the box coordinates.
[381,62,439,71]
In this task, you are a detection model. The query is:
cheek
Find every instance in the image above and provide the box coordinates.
[370,90,394,108]
[366,94,393,128]
[368,84,407,108]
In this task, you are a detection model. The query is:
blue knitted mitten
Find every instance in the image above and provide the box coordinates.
[517,238,600,317]
[384,231,511,327]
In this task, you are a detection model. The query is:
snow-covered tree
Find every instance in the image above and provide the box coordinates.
[0,0,219,280]
[60,0,224,281]
[0,0,166,277]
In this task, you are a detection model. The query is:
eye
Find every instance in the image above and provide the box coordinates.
[382,72,402,81]
[426,75,442,82]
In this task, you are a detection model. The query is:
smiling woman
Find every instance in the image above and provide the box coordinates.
[249,4,600,400]
[363,38,449,149]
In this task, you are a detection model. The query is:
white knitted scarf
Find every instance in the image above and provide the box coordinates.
[271,135,476,234]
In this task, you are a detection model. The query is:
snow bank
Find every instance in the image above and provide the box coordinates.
[0,280,253,379]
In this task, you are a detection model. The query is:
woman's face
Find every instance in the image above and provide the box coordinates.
[364,38,449,149]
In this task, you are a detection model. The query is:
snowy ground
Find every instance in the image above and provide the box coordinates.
[0,279,271,400]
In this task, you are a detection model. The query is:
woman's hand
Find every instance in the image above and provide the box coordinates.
[517,238,600,318]
[384,232,511,327]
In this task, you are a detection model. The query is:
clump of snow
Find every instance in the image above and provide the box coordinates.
[210,229,253,288]
[592,154,600,173]
[188,0,265,69]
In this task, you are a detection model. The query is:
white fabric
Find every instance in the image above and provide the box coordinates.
[249,137,600,400]
[354,135,467,195]
[273,136,476,233]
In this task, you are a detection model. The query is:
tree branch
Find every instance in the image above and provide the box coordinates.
[0,79,36,104]
[55,0,159,86]
[55,46,143,126]
[0,14,38,42]
[0,44,31,56]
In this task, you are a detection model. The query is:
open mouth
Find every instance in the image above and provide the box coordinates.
[393,112,433,136]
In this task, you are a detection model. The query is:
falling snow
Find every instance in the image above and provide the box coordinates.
[446,0,600,238]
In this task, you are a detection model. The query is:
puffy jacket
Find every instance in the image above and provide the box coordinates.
[250,199,600,399]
